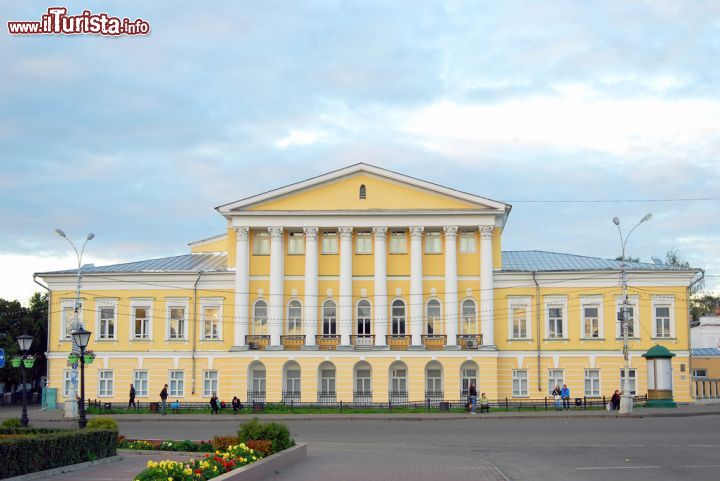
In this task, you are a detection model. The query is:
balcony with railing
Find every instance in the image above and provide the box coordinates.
[386,335,411,350]
[388,390,409,404]
[316,334,340,350]
[457,334,482,350]
[247,335,270,350]
[281,335,305,350]
[353,390,373,404]
[317,390,337,404]
[282,390,301,403]
[351,334,374,350]
[421,334,446,350]
[246,390,266,403]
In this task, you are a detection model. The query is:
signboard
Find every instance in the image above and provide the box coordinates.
[0,348,4,368]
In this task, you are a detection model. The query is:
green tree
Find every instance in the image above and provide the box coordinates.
[664,248,691,268]
[0,293,48,391]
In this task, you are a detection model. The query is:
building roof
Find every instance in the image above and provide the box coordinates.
[643,344,676,358]
[692,348,720,357]
[501,250,694,272]
[38,249,694,276]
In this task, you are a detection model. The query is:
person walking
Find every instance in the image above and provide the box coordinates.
[231,396,241,414]
[129,383,136,409]
[469,383,478,414]
[552,385,562,411]
[561,384,571,410]
[210,392,219,415]
[160,384,169,415]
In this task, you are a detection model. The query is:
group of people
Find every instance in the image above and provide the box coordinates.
[551,384,572,410]
[127,384,245,414]
[467,384,489,414]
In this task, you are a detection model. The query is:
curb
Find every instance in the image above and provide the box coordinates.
[213,443,307,481]
[3,455,123,481]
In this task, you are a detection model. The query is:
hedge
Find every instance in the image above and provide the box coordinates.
[0,427,118,478]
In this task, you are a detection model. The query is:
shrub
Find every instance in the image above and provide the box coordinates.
[245,439,273,456]
[212,435,239,451]
[237,418,295,454]
[1,418,22,428]
[87,417,118,432]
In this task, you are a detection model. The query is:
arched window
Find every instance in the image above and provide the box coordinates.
[318,361,336,402]
[287,300,302,334]
[323,300,337,335]
[460,361,478,397]
[283,361,301,402]
[426,299,441,335]
[354,361,372,403]
[425,361,443,403]
[248,362,266,402]
[253,300,268,335]
[462,299,477,334]
[389,361,408,402]
[357,300,371,336]
[391,299,406,335]
[359,184,367,199]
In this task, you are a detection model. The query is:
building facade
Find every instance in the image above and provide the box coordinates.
[40,164,701,404]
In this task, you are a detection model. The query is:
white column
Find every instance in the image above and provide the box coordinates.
[479,225,494,346]
[233,226,250,348]
[339,226,353,346]
[268,226,284,347]
[303,227,319,347]
[443,226,458,347]
[410,226,424,347]
[373,227,388,347]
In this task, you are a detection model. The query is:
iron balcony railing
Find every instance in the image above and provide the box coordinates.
[425,390,444,405]
[457,334,482,349]
[282,390,301,403]
[350,334,375,349]
[246,390,266,403]
[388,390,409,404]
[317,390,337,403]
[353,390,373,403]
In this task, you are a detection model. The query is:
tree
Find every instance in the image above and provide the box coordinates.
[0,293,48,392]
[664,248,691,268]
[690,293,720,322]
[615,255,641,263]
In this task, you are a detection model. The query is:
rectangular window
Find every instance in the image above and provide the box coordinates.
[425,231,441,254]
[62,303,82,340]
[548,307,563,338]
[617,305,637,338]
[253,232,270,255]
[620,369,636,395]
[203,370,219,397]
[584,369,600,396]
[169,306,186,340]
[288,232,304,255]
[548,369,564,395]
[134,370,148,397]
[169,370,184,397]
[203,306,220,340]
[98,370,114,397]
[99,306,115,340]
[512,307,528,339]
[389,231,407,254]
[459,232,476,253]
[513,370,528,397]
[322,232,338,254]
[583,306,600,338]
[63,370,72,398]
[356,232,372,254]
[654,306,671,338]
[693,369,707,378]
[133,306,151,339]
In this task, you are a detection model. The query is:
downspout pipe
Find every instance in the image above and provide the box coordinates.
[687,269,705,399]
[192,271,203,396]
[532,271,541,392]
[33,274,51,394]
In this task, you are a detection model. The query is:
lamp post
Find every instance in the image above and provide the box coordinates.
[55,229,94,419]
[613,213,652,415]
[71,328,92,429]
[17,334,34,428]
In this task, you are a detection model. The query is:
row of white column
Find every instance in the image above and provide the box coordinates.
[233,225,495,349]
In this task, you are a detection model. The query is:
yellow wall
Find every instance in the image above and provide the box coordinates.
[691,357,720,378]
[190,235,228,254]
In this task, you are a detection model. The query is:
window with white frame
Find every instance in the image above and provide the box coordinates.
[168,305,186,340]
[584,369,600,396]
[461,299,477,334]
[286,369,301,394]
[134,370,148,397]
[509,299,530,339]
[253,232,270,255]
[357,300,371,335]
[693,369,708,378]
[461,366,477,395]
[287,300,302,334]
[459,231,476,253]
[61,300,83,340]
[513,370,528,397]
[169,370,184,397]
[132,304,152,340]
[320,367,336,395]
[426,368,443,393]
[620,369,636,395]
[356,232,372,254]
[63,370,72,398]
[654,305,672,338]
[391,368,407,393]
[616,297,639,339]
[322,231,338,254]
[392,299,406,335]
[426,299,441,335]
[287,232,305,255]
[582,305,601,338]
[425,231,441,254]
[355,369,371,394]
[546,298,566,339]
[203,370,219,397]
[98,370,114,397]
[98,303,116,340]
[251,367,266,392]
[548,369,564,395]
[389,231,407,254]
[202,304,221,340]
[253,300,268,334]
[323,300,337,335]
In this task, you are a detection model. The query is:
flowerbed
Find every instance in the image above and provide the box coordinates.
[120,439,214,452]
[134,443,262,481]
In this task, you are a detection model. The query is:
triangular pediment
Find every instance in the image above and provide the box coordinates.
[217,163,509,214]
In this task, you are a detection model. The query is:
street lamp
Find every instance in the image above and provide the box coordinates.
[71,328,92,429]
[17,334,34,428]
[55,229,94,419]
[613,213,652,415]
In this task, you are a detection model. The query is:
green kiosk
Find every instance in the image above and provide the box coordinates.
[643,344,677,408]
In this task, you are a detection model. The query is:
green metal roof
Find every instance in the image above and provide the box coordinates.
[642,344,676,358]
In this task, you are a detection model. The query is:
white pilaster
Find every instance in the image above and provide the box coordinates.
[339,226,353,346]
[410,226,424,346]
[234,226,250,347]
[268,226,284,347]
[443,226,458,347]
[480,225,494,346]
[303,227,318,346]
[373,227,388,347]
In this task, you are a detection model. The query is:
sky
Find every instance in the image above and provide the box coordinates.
[1,0,719,304]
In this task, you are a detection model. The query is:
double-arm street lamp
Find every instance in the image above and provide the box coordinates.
[613,213,652,415]
[17,334,34,428]
[71,328,92,429]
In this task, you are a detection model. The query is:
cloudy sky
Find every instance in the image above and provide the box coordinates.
[2,0,719,304]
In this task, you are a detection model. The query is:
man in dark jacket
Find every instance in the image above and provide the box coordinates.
[160,384,168,415]
[129,384,136,408]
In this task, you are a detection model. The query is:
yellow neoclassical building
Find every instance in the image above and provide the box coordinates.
[40,164,701,405]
